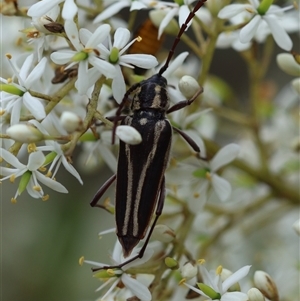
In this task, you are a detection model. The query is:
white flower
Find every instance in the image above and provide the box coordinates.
[0,148,68,202]
[202,143,240,202]
[28,10,60,61]
[29,120,83,185]
[0,54,47,125]
[93,0,154,24]
[27,0,78,20]
[157,0,200,39]
[218,0,294,51]
[183,263,251,301]
[171,143,240,209]
[50,21,116,95]
[98,27,158,102]
[84,240,153,301]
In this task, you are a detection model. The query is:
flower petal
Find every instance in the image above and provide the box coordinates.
[61,156,83,184]
[62,0,78,20]
[211,174,231,202]
[23,92,46,120]
[75,61,89,95]
[210,144,240,171]
[111,66,126,103]
[27,0,61,17]
[19,54,34,84]
[239,15,261,43]
[85,24,111,48]
[89,56,116,79]
[178,5,191,28]
[93,1,129,24]
[222,291,249,301]
[0,148,25,169]
[50,50,75,65]
[218,4,251,19]
[264,14,293,51]
[10,98,22,125]
[161,51,189,78]
[222,265,251,292]
[121,54,158,69]
[158,8,178,39]
[113,27,131,49]
[27,151,45,170]
[65,20,82,51]
[121,273,152,301]
[25,57,47,89]
[35,172,68,193]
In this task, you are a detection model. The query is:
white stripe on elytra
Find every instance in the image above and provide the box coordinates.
[132,121,166,236]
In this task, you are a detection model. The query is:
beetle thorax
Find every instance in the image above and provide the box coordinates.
[131,74,170,112]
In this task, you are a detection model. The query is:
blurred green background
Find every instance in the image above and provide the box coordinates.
[1,165,116,301]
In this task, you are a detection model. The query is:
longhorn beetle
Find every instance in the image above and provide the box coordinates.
[91,0,207,270]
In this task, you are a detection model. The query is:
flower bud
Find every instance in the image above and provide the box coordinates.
[181,262,198,280]
[116,125,142,145]
[152,224,175,243]
[247,288,266,301]
[276,53,300,76]
[254,270,279,301]
[178,75,201,98]
[291,78,300,94]
[60,111,83,133]
[292,219,300,235]
[165,257,179,270]
[7,124,44,143]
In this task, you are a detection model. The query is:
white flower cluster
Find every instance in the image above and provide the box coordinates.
[1,0,299,300]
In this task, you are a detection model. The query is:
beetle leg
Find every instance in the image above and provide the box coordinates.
[90,174,117,208]
[172,127,200,153]
[167,87,203,114]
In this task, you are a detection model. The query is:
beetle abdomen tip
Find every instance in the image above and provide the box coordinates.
[118,236,140,257]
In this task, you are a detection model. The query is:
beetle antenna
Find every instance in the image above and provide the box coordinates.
[159,0,207,76]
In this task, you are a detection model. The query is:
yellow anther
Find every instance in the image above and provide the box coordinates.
[0,109,5,116]
[84,48,93,53]
[46,170,52,177]
[7,78,12,83]
[193,192,200,198]
[39,166,47,172]
[11,197,17,204]
[16,37,23,46]
[178,278,186,285]
[42,194,49,201]
[10,174,16,183]
[33,185,41,191]
[27,143,37,153]
[205,171,212,180]
[216,265,223,275]
[79,256,85,266]
[245,7,255,13]
[107,269,116,276]
[197,259,206,265]
[6,53,12,59]
[137,36,142,42]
